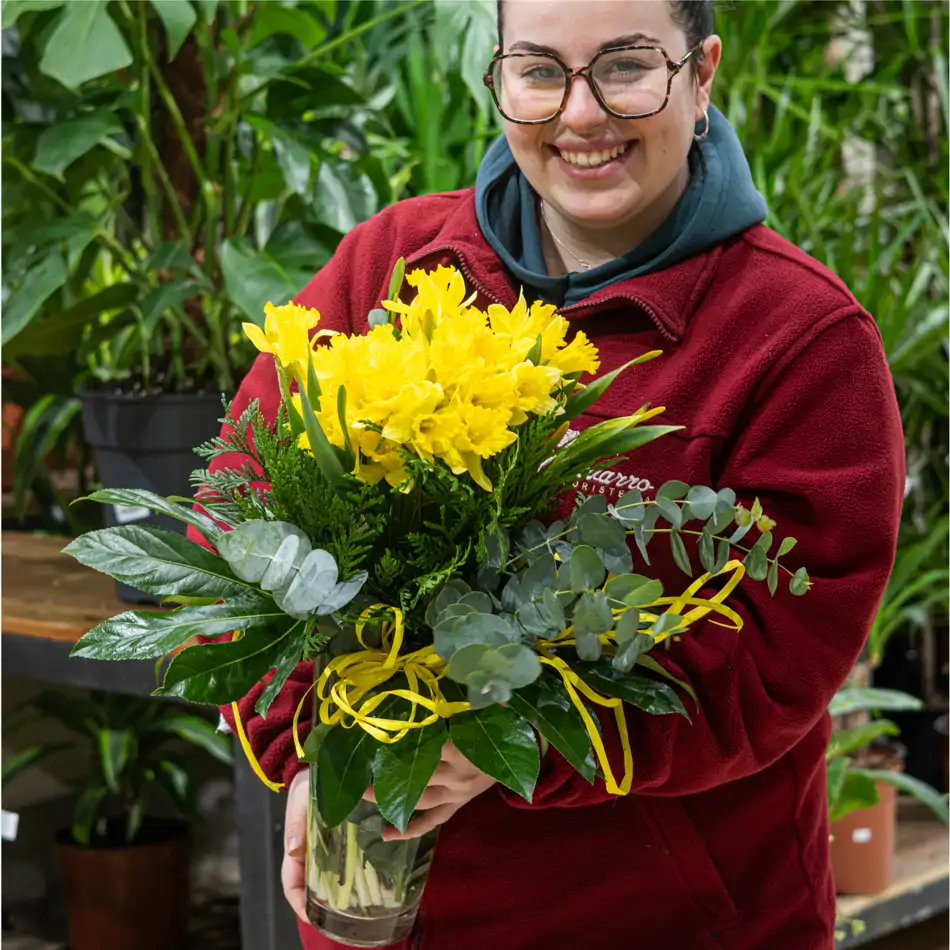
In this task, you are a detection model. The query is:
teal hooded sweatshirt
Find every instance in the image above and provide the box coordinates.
[474,104,767,307]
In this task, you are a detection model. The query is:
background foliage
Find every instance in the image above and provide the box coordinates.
[2,0,947,686]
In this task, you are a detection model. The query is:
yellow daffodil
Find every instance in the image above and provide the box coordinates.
[242,302,335,380]
[264,265,601,492]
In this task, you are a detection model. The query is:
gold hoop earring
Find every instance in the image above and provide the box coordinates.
[693,109,710,142]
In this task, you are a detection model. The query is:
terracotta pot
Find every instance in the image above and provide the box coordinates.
[56,818,191,950]
[830,779,897,895]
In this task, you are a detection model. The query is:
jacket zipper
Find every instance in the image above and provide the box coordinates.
[406,247,679,342]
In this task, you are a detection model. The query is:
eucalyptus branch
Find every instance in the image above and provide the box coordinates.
[642,527,797,579]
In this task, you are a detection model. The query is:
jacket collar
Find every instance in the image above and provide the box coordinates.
[405,189,723,343]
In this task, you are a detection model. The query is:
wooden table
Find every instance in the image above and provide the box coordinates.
[836,803,949,947]
[1,531,299,950]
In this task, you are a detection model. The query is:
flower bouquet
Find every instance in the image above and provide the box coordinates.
[65,262,810,947]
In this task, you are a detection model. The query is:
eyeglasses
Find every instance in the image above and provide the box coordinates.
[483,42,704,124]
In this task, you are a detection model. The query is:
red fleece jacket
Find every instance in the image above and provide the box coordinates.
[189,189,904,950]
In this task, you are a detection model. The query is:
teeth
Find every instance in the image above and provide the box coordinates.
[558,142,630,167]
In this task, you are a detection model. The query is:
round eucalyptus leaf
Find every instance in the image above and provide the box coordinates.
[569,545,605,593]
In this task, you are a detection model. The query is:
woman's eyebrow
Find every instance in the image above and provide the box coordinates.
[507,33,662,56]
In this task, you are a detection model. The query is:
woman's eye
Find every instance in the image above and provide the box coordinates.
[523,65,562,82]
[610,59,647,76]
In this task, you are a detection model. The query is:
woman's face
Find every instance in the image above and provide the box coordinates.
[498,0,720,234]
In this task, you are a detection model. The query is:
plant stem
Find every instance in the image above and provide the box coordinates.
[644,527,796,578]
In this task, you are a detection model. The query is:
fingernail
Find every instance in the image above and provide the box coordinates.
[286,835,302,853]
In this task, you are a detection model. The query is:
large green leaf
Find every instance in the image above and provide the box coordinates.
[149,0,197,60]
[4,283,140,358]
[828,687,924,717]
[12,393,81,517]
[98,728,134,793]
[316,723,375,828]
[450,703,539,801]
[32,112,124,180]
[149,714,233,764]
[583,665,689,719]
[827,720,900,760]
[1,742,72,787]
[138,280,198,335]
[38,0,132,90]
[861,769,949,825]
[829,769,880,824]
[553,421,682,478]
[71,596,280,662]
[71,784,109,845]
[220,237,312,325]
[244,114,313,196]
[508,677,596,782]
[2,0,65,28]
[156,619,304,705]
[2,252,68,344]
[254,627,308,718]
[79,488,223,540]
[372,722,447,834]
[247,2,326,50]
[63,525,249,600]
[313,160,378,235]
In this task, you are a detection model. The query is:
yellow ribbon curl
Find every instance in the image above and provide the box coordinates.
[231,561,748,796]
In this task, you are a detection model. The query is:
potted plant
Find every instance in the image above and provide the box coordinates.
[0,0,423,598]
[2,690,233,950]
[826,686,949,896]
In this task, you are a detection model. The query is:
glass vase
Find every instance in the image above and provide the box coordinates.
[305,773,437,947]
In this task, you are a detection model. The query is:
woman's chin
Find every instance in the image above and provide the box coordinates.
[549,189,647,231]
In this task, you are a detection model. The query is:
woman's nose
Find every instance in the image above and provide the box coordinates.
[559,73,610,131]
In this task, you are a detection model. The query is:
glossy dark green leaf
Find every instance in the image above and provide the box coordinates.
[156,619,304,705]
[508,678,596,782]
[150,714,233,765]
[63,525,248,600]
[80,488,223,540]
[255,626,309,718]
[220,236,312,324]
[634,655,697,707]
[373,722,446,833]
[450,704,539,801]
[584,667,688,719]
[316,724,375,828]
[72,596,280,661]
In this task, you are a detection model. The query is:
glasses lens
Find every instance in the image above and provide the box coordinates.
[591,47,667,117]
[493,55,566,121]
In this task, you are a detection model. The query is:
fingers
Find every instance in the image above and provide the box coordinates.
[362,783,376,803]
[382,802,459,842]
[282,771,310,922]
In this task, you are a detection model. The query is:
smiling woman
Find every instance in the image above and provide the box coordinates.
[204,2,906,949]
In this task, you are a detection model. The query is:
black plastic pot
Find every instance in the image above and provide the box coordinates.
[79,390,225,604]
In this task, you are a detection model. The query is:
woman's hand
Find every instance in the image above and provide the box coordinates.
[281,769,310,922]
[365,740,496,841]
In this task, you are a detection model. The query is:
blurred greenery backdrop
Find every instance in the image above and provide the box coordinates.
[1,0,947,688]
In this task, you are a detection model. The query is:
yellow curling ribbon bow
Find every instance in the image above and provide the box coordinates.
[235,562,748,796]
[313,605,470,744]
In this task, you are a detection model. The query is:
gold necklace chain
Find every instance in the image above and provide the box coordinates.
[540,202,594,272]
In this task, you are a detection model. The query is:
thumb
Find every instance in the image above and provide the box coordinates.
[284,769,308,855]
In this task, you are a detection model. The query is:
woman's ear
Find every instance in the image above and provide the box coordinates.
[695,34,722,118]
[493,43,500,55]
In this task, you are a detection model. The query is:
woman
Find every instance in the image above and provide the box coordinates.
[207,2,904,947]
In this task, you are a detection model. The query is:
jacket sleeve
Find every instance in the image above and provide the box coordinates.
[184,215,403,789]
[499,309,905,809]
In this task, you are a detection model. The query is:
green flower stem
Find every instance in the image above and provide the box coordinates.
[365,861,384,907]
[336,822,359,910]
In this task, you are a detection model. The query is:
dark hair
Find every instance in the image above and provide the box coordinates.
[497,1,714,59]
